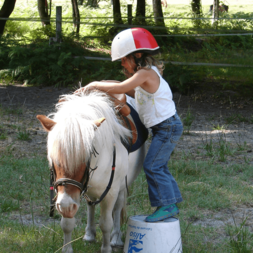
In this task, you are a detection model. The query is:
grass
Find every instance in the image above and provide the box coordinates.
[182,108,195,134]
[202,131,246,162]
[0,140,253,252]
[16,128,30,141]
[3,107,23,115]
[0,104,22,115]
[212,124,225,130]
[0,124,7,140]
[225,113,253,124]
[226,217,253,253]
[0,1,253,251]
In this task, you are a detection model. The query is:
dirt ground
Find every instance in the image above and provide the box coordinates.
[0,83,253,235]
[1,83,252,158]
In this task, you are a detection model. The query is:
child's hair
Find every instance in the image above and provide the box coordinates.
[123,53,164,78]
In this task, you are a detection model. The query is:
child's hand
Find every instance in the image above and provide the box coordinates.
[74,82,98,94]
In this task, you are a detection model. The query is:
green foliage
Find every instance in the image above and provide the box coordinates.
[163,64,199,94]
[0,0,253,95]
[0,37,96,86]
[86,61,123,81]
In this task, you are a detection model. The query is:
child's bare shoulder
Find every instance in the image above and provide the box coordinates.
[138,68,156,76]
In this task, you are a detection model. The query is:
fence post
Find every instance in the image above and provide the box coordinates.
[212,0,219,26]
[56,6,62,42]
[49,6,62,45]
[127,4,132,25]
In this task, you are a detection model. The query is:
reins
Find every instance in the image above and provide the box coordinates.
[49,145,116,217]
[84,145,116,206]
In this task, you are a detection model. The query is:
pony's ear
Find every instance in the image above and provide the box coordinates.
[94,117,106,128]
[37,115,56,132]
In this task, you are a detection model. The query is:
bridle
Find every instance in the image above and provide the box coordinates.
[49,145,116,217]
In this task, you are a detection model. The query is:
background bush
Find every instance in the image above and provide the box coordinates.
[0,0,253,96]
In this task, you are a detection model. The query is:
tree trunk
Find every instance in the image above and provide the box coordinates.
[152,0,165,27]
[0,0,16,35]
[113,0,123,24]
[86,0,98,7]
[191,0,202,27]
[191,0,201,15]
[135,0,146,25]
[71,0,80,34]
[37,0,51,26]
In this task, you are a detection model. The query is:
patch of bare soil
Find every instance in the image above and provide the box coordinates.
[0,84,253,233]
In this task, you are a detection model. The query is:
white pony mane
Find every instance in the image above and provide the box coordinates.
[47,91,131,174]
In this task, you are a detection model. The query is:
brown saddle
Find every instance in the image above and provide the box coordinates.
[108,93,130,117]
[108,93,137,145]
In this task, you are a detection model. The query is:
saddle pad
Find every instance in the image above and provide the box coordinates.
[125,102,148,153]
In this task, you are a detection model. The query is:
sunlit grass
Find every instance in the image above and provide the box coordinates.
[1,152,253,252]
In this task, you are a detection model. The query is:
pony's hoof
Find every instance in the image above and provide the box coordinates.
[110,232,123,247]
[83,234,96,242]
[112,245,124,252]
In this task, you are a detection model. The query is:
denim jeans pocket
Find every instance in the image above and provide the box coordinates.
[170,122,183,144]
[152,127,170,142]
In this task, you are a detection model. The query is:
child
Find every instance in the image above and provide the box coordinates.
[76,28,183,222]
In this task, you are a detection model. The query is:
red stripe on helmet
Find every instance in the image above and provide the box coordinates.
[131,28,159,50]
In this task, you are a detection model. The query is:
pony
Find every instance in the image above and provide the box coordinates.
[37,91,146,253]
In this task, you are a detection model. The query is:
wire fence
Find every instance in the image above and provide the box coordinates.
[1,14,253,68]
[79,56,253,68]
[2,16,253,20]
[1,16,253,36]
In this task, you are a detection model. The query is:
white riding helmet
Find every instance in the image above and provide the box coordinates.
[111,28,160,61]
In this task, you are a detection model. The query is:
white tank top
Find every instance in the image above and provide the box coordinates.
[134,66,176,128]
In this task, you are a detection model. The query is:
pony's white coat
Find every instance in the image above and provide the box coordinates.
[47,91,131,175]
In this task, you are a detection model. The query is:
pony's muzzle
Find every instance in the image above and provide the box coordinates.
[56,192,80,218]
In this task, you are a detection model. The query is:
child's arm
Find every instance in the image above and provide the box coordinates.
[76,69,148,94]
[101,80,121,83]
[96,80,135,97]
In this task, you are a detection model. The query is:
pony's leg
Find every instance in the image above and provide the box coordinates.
[83,204,96,242]
[110,189,125,248]
[99,197,117,253]
[60,217,76,253]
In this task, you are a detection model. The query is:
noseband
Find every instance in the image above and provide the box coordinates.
[49,145,116,217]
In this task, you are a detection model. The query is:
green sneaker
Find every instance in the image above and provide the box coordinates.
[145,204,179,222]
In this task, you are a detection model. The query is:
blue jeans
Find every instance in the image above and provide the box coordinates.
[143,113,183,207]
